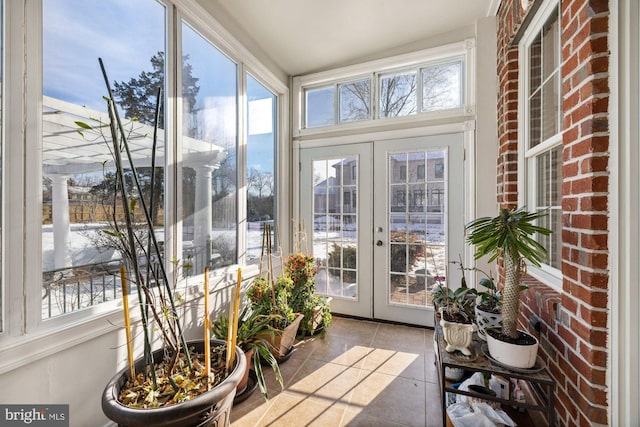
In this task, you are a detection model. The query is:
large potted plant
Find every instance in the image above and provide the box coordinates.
[85,60,243,426]
[465,207,552,369]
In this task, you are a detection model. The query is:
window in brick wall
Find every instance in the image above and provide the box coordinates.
[520,0,562,281]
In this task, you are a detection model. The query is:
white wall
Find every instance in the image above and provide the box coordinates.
[470,16,499,278]
[0,275,247,427]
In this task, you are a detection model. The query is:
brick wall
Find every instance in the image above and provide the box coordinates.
[496,0,610,425]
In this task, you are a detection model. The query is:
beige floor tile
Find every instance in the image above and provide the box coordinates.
[231,388,275,427]
[257,391,347,427]
[232,320,441,427]
[287,358,362,409]
[307,334,374,368]
[326,317,379,345]
[341,408,408,426]
[362,347,426,381]
[349,370,427,426]
[371,323,426,352]
[425,380,444,427]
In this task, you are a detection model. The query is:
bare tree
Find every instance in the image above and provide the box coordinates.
[338,64,460,120]
[247,168,273,198]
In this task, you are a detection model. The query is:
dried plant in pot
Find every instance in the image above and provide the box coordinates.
[465,208,552,369]
[80,60,243,426]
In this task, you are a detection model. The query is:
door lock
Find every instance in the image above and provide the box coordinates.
[376,240,383,246]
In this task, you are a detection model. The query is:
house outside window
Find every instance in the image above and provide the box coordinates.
[519,0,563,280]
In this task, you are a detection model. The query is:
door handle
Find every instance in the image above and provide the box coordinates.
[376,240,383,246]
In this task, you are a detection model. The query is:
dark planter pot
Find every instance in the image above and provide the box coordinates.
[102,339,246,427]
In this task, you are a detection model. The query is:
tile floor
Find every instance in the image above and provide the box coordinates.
[231,316,443,427]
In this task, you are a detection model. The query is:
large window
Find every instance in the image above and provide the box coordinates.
[246,74,276,264]
[32,0,280,321]
[181,23,238,276]
[521,1,563,276]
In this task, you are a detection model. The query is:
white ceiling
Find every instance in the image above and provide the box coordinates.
[211,0,497,76]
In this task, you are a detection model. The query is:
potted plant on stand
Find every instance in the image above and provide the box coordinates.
[87,60,244,427]
[437,283,478,356]
[473,269,503,341]
[465,207,552,369]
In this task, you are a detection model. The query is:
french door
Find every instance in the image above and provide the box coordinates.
[299,133,464,327]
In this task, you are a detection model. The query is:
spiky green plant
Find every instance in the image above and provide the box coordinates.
[465,208,552,339]
[211,306,284,400]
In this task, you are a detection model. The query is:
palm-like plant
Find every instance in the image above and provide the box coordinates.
[465,208,552,339]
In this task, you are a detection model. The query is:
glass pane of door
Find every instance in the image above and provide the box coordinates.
[300,144,373,319]
[388,150,447,307]
[312,157,358,298]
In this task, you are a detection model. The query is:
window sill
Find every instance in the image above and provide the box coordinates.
[526,264,563,293]
[0,264,262,376]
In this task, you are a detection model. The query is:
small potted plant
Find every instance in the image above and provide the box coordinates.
[211,307,284,401]
[432,264,478,356]
[472,269,503,341]
[466,207,552,368]
[247,275,304,359]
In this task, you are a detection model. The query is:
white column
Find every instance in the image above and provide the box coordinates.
[194,166,213,255]
[51,175,72,269]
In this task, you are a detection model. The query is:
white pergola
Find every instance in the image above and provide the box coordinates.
[42,96,227,270]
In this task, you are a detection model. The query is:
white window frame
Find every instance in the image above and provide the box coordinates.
[517,0,563,290]
[292,39,476,138]
[0,0,289,372]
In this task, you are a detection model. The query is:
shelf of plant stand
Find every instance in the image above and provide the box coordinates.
[434,321,555,427]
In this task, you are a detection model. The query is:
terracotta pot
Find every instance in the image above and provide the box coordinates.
[260,314,304,358]
[236,348,254,394]
[102,339,245,427]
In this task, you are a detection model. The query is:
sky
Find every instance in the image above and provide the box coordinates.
[42,0,275,174]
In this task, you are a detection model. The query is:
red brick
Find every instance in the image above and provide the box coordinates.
[581,232,608,250]
[580,155,608,173]
[571,314,608,344]
[580,195,608,211]
[580,270,608,288]
[580,305,608,328]
[579,341,608,367]
[558,323,579,349]
[568,281,608,308]
[563,261,579,280]
[569,136,609,157]
[569,213,608,230]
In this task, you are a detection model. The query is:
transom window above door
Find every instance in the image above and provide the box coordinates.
[293,40,476,136]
